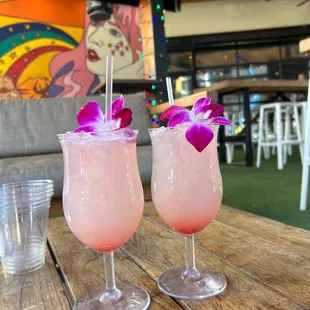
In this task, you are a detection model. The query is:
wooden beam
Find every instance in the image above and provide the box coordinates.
[149,91,206,115]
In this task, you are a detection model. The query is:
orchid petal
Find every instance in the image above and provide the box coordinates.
[73,124,100,133]
[194,103,223,119]
[192,98,211,116]
[210,116,232,125]
[168,110,192,128]
[77,102,104,126]
[113,108,133,129]
[199,104,224,120]
[110,95,125,115]
[185,123,214,153]
[160,105,187,121]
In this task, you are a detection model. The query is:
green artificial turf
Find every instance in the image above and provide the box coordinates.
[220,146,310,230]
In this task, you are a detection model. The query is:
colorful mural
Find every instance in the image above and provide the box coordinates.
[0,1,143,99]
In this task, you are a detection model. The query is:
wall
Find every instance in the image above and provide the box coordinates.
[0,0,143,99]
[165,0,310,37]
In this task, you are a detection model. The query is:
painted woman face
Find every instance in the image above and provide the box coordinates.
[85,19,134,77]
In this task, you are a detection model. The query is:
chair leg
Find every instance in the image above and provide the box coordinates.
[300,164,309,211]
[263,146,270,160]
[257,107,265,168]
[283,145,287,165]
[231,145,235,163]
[226,144,232,164]
[257,144,262,168]
[284,108,292,156]
[276,105,283,170]
[293,106,304,164]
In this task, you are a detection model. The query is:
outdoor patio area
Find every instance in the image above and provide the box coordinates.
[222,146,310,230]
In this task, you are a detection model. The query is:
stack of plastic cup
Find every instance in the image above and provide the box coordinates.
[0,180,54,275]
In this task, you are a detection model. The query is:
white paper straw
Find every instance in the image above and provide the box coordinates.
[105,56,114,122]
[166,77,175,106]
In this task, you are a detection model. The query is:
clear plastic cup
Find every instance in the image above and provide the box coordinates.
[0,180,54,275]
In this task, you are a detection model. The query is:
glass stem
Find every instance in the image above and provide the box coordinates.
[183,235,202,280]
[100,252,122,303]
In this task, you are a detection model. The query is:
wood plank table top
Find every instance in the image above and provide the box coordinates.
[2,202,310,309]
[194,79,309,95]
[0,250,69,310]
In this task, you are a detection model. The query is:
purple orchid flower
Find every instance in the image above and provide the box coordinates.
[160,97,231,152]
[73,95,132,133]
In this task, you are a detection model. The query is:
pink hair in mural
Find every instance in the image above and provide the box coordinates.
[49,5,143,98]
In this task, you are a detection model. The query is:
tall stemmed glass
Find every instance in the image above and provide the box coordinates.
[58,56,150,309]
[149,80,229,299]
[59,129,150,309]
[149,125,226,299]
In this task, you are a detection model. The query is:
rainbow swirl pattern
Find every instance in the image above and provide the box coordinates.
[0,22,79,85]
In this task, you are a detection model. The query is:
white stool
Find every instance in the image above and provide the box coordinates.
[224,111,245,164]
[256,103,303,170]
[296,102,307,139]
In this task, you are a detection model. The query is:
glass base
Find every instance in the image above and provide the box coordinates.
[158,267,227,300]
[73,284,150,310]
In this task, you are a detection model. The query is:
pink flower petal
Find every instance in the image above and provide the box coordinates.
[210,116,232,125]
[73,124,99,133]
[111,96,125,114]
[192,98,211,116]
[185,123,214,153]
[160,105,187,121]
[113,108,133,129]
[168,110,192,128]
[199,104,224,120]
[77,102,104,126]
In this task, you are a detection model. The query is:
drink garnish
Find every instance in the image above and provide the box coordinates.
[73,95,133,133]
[160,97,231,152]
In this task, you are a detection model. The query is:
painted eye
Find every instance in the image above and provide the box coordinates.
[109,28,121,37]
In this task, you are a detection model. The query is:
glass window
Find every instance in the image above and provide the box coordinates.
[196,67,238,87]
[196,50,237,68]
[171,75,192,99]
[238,46,280,63]
[281,59,309,80]
[238,64,268,79]
[168,52,193,72]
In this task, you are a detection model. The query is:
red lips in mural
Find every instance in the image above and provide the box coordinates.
[87,48,100,62]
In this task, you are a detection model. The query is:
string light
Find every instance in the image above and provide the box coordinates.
[140,1,169,126]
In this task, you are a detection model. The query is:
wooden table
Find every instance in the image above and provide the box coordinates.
[2,202,310,309]
[195,79,309,166]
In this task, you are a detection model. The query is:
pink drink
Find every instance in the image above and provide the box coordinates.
[59,130,144,253]
[150,126,222,235]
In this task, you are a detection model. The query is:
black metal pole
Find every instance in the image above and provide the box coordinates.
[243,89,253,167]
[151,0,169,107]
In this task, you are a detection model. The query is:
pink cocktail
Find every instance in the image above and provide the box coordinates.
[151,126,222,235]
[59,129,150,310]
[60,130,143,253]
[149,124,227,300]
